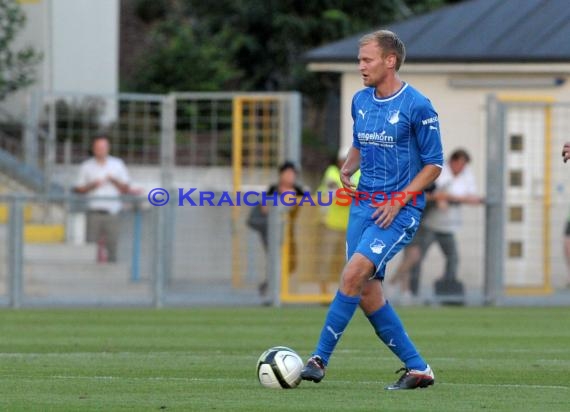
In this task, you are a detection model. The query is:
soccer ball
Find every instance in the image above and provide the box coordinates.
[256,346,304,389]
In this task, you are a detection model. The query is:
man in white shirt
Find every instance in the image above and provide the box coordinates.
[74,135,131,262]
[404,149,483,298]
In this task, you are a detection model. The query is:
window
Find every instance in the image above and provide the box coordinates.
[509,170,523,187]
[509,206,523,222]
[508,241,523,258]
[510,134,523,152]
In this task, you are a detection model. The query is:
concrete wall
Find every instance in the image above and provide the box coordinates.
[4,0,119,117]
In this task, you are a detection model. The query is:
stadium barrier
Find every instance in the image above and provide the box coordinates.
[2,91,570,306]
[486,95,570,305]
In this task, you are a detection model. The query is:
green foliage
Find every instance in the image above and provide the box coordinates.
[127,11,239,93]
[0,0,41,100]
[124,0,460,160]
[126,0,458,96]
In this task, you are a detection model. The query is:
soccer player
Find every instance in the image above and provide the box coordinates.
[300,30,443,390]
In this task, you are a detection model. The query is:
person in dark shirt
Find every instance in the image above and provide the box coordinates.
[251,161,304,296]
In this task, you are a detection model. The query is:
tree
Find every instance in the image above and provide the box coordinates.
[125,0,459,94]
[0,0,41,100]
[123,0,460,167]
[125,1,238,93]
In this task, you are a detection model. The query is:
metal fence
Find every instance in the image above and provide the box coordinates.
[3,91,570,307]
[0,90,302,307]
[486,95,570,305]
[0,193,288,307]
[23,91,300,188]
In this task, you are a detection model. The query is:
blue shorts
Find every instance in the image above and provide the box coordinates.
[346,202,421,279]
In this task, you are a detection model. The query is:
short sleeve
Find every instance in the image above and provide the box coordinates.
[116,159,130,184]
[351,96,361,150]
[76,162,89,187]
[412,99,444,168]
[110,158,131,184]
[464,168,477,194]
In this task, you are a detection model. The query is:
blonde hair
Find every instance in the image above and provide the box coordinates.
[359,30,406,71]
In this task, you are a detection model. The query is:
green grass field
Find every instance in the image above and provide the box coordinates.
[1,306,569,411]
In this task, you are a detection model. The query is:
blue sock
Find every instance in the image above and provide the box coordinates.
[366,303,427,370]
[313,290,361,366]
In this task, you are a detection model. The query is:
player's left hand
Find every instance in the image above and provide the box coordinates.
[371,202,402,228]
[562,142,570,163]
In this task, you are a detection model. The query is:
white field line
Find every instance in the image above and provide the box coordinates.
[0,375,567,390]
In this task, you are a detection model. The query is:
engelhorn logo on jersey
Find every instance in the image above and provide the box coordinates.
[357,130,394,143]
[387,110,400,124]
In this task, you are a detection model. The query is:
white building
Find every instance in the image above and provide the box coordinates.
[5,0,119,117]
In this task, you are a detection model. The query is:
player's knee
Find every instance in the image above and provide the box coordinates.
[340,265,369,296]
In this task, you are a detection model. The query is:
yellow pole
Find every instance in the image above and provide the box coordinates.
[542,104,553,293]
[263,100,270,169]
[249,101,256,170]
[498,96,555,296]
[231,97,243,288]
[280,214,291,299]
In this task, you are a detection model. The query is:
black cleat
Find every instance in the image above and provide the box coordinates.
[300,356,326,383]
[385,365,435,390]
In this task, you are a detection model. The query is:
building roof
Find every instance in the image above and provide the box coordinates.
[305,0,570,63]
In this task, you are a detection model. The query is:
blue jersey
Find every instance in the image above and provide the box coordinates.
[351,83,443,211]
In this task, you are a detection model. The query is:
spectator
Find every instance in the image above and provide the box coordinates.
[394,149,483,302]
[389,183,436,304]
[248,161,304,296]
[74,135,132,263]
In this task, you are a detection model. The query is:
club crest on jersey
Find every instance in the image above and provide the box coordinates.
[370,239,386,255]
[387,110,400,125]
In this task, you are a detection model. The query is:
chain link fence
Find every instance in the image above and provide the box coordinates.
[0,91,301,307]
[3,92,570,307]
[486,95,570,305]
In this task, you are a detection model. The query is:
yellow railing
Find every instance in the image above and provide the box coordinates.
[231,96,280,289]
[499,95,555,296]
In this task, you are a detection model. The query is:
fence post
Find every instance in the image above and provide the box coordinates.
[484,94,506,305]
[268,205,283,307]
[161,95,176,286]
[24,91,40,169]
[161,94,176,188]
[131,201,142,282]
[45,95,57,194]
[8,197,24,308]
[284,92,302,167]
[153,206,167,308]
